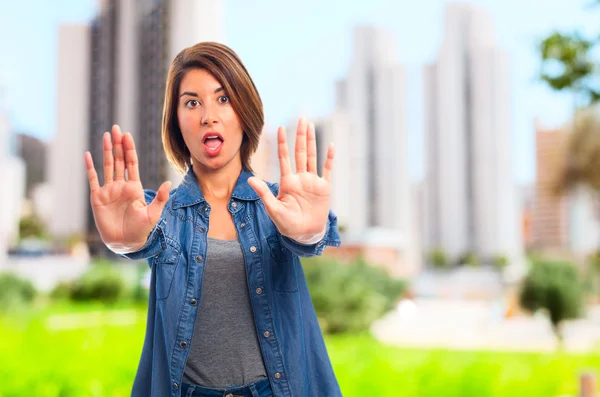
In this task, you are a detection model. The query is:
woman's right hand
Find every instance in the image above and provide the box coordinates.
[85,125,172,254]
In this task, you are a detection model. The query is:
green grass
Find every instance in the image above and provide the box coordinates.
[328,334,600,397]
[0,304,598,397]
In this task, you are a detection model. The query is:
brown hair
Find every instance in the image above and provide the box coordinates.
[162,42,264,174]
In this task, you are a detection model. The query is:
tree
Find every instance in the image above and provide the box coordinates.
[552,107,600,194]
[539,31,599,107]
[519,260,584,348]
[538,0,600,105]
[539,3,600,255]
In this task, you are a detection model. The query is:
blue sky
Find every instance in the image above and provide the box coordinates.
[0,0,597,183]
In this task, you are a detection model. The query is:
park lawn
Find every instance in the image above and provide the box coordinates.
[0,303,598,397]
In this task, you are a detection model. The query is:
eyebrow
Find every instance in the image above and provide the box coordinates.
[179,87,225,97]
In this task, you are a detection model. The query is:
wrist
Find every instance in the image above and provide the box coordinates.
[287,225,327,245]
[106,239,147,255]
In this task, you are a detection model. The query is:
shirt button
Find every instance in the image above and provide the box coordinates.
[274,372,281,379]
[240,222,246,228]
[196,255,203,262]
[180,341,187,348]
[199,227,205,233]
[225,394,234,397]
[250,246,257,253]
[190,299,197,306]
[256,287,262,295]
[263,331,270,338]
[202,206,208,211]
[173,382,179,390]
[232,202,238,207]
[317,241,324,246]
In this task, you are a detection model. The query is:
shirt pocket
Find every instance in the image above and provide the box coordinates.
[266,234,299,293]
[153,243,180,300]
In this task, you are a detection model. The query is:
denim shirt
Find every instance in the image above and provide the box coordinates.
[121,168,343,397]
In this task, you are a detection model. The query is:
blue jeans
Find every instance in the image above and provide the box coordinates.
[181,378,273,397]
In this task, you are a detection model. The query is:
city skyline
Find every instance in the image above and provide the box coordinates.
[1,0,596,185]
[0,0,597,265]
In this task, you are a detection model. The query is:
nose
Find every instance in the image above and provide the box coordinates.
[201,104,218,126]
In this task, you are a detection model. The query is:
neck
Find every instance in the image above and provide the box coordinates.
[192,158,243,201]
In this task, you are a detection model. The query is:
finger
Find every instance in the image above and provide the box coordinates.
[307,123,317,174]
[123,132,140,181]
[295,117,308,173]
[112,125,125,181]
[322,143,335,182]
[85,151,100,192]
[148,181,172,225]
[277,126,292,178]
[103,131,114,185]
[247,177,281,218]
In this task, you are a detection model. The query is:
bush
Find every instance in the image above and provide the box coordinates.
[0,272,37,311]
[49,281,72,301]
[428,248,450,270]
[302,256,407,334]
[456,251,480,267]
[519,259,584,346]
[67,262,126,304]
[492,254,509,271]
[18,214,48,240]
[587,251,600,297]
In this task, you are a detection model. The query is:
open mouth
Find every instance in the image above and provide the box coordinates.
[203,134,224,148]
[203,133,224,156]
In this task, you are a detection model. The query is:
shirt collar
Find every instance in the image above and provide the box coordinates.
[172,167,260,209]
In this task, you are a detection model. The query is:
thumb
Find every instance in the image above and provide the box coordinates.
[248,177,280,217]
[148,181,172,225]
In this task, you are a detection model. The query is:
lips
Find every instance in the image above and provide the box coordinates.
[203,131,224,157]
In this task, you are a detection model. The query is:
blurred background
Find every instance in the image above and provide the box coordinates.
[1,0,600,396]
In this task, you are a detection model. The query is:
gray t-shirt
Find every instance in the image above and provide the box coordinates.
[182,237,268,387]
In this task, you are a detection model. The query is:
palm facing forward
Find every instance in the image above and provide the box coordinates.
[248,117,335,238]
[85,125,171,253]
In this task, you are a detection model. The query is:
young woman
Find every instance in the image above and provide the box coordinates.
[84,42,342,397]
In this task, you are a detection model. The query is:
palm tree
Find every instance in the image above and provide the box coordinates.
[552,108,600,196]
[551,108,600,298]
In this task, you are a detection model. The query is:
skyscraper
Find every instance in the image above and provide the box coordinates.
[49,24,90,241]
[423,3,522,263]
[335,26,411,239]
[332,26,420,274]
[314,112,352,233]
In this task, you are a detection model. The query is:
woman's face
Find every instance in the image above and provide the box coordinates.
[177,68,244,172]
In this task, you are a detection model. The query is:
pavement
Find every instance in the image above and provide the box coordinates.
[371,298,600,353]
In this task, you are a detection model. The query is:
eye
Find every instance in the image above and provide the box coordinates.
[185,99,199,108]
[218,95,230,104]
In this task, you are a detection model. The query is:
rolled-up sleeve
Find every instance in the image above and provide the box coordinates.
[280,210,341,257]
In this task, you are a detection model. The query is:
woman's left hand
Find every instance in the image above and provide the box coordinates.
[248,117,334,239]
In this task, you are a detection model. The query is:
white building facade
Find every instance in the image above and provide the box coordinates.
[333,26,420,274]
[423,3,522,263]
[49,25,91,240]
